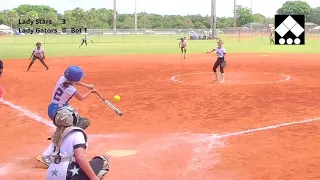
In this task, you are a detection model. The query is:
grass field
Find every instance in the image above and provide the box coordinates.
[1,32,320,180]
[1,34,320,59]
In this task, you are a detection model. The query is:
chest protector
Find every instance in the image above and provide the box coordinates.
[50,126,87,164]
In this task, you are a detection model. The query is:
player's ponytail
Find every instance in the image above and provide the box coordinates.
[52,126,67,145]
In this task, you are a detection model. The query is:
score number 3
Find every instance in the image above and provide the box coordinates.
[54,87,64,101]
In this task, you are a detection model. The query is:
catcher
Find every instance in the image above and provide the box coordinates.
[206,40,227,83]
[26,42,49,72]
[45,106,109,180]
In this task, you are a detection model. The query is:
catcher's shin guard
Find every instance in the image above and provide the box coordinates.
[95,155,110,179]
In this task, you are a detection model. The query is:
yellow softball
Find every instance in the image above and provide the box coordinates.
[114,95,120,102]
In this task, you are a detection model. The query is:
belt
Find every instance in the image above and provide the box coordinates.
[50,156,75,164]
[50,103,65,108]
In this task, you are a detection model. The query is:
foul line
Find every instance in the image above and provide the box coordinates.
[1,97,320,178]
[1,98,319,139]
[214,117,320,139]
[170,72,291,85]
[0,98,55,128]
[0,98,123,138]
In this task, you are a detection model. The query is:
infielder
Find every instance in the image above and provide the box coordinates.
[37,65,97,166]
[179,38,187,59]
[45,106,109,180]
[79,35,93,48]
[206,40,227,83]
[27,42,49,72]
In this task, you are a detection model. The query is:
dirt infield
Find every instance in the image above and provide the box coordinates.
[1,53,320,180]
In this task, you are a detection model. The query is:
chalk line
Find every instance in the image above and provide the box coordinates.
[0,167,7,176]
[215,117,320,139]
[182,117,320,179]
[1,97,320,178]
[0,98,124,138]
[170,72,291,85]
[1,96,319,144]
[0,98,55,128]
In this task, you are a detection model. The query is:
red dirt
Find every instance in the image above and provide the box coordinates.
[1,53,320,180]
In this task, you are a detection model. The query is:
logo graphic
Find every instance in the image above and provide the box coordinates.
[274,15,305,45]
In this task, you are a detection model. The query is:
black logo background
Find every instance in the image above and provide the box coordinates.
[274,15,305,45]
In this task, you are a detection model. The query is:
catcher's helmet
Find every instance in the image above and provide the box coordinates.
[54,106,80,127]
[64,66,84,82]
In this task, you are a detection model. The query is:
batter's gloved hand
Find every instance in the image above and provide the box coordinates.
[87,84,94,89]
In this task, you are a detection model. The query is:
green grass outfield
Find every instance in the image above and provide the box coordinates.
[0,34,319,59]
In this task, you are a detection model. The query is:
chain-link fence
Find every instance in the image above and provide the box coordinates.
[1,28,320,44]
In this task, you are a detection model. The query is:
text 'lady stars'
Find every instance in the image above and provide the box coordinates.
[18,18,87,34]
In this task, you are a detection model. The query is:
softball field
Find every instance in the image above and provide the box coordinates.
[0,36,320,179]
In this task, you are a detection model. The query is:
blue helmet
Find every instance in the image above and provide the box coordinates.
[0,60,3,70]
[64,66,84,82]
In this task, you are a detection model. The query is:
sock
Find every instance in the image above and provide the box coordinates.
[221,73,225,81]
[214,72,218,79]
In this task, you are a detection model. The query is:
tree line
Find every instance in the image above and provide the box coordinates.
[0,1,319,30]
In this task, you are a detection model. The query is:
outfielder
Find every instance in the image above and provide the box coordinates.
[206,40,227,83]
[269,31,275,45]
[79,35,93,48]
[45,106,109,180]
[37,65,97,166]
[27,42,49,72]
[179,38,187,59]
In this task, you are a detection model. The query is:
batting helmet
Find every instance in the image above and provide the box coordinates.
[54,106,80,127]
[36,42,41,46]
[64,66,84,82]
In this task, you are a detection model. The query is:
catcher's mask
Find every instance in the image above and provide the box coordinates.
[54,106,80,127]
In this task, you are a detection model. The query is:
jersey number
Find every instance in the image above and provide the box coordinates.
[53,87,64,101]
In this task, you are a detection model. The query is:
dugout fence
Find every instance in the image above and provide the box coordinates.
[1,28,320,44]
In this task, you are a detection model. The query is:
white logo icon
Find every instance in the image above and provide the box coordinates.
[275,15,304,44]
